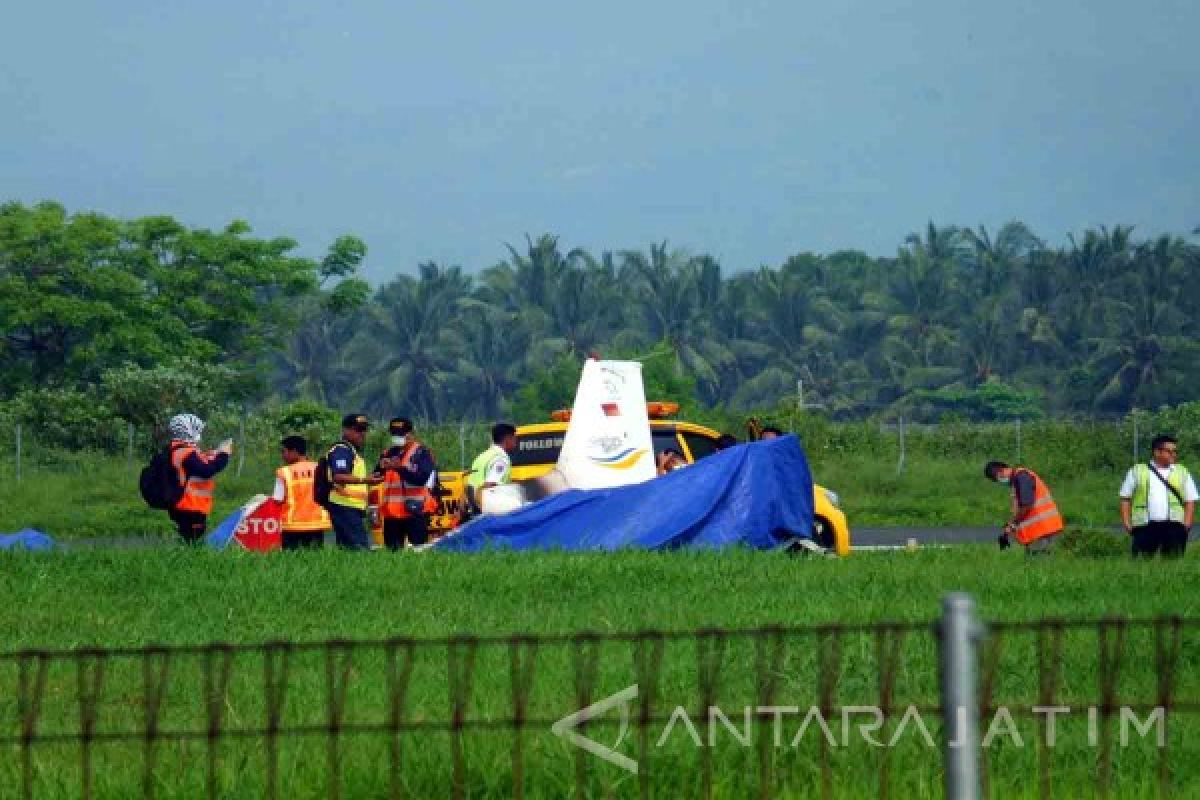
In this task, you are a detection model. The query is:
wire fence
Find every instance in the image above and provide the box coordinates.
[4,598,1199,799]
[1,412,1190,483]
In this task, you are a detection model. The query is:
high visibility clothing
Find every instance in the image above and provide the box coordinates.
[276,461,331,533]
[1131,464,1191,526]
[1011,467,1063,545]
[381,443,438,519]
[467,445,509,490]
[327,442,370,511]
[171,443,216,515]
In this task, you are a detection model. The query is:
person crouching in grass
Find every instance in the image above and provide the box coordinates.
[984,461,1064,555]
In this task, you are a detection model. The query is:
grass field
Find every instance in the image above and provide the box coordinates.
[0,443,1131,542]
[2,547,1199,797]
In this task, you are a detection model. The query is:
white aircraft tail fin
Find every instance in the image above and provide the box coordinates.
[554,359,656,489]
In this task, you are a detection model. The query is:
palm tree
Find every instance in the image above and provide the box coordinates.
[347,262,473,421]
[1086,236,1191,410]
[618,243,733,401]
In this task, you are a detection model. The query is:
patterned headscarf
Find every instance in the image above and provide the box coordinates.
[168,413,205,444]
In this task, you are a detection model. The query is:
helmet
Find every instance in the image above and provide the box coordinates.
[168,413,205,444]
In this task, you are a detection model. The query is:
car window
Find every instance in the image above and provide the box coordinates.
[512,433,564,466]
[682,432,719,461]
[652,429,682,458]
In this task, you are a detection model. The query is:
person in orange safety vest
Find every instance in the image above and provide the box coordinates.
[985,461,1064,554]
[375,417,438,550]
[272,435,331,550]
[167,412,232,544]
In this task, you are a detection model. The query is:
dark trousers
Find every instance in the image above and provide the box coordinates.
[1131,521,1189,558]
[282,531,326,551]
[383,516,428,550]
[168,509,207,544]
[328,504,370,550]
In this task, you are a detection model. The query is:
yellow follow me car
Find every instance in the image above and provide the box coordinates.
[427,406,852,555]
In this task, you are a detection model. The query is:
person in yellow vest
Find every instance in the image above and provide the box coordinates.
[167,413,232,543]
[985,461,1064,554]
[375,417,439,550]
[272,435,331,550]
[465,423,517,514]
[325,413,383,550]
[1119,434,1197,558]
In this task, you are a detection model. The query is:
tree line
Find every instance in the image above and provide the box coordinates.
[4,200,1200,428]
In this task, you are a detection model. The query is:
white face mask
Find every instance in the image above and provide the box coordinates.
[392,435,408,447]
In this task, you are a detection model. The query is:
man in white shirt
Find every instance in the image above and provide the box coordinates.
[1119,434,1197,557]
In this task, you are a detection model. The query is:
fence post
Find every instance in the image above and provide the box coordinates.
[236,415,246,477]
[459,422,467,471]
[1132,413,1140,463]
[939,592,982,800]
[15,423,21,483]
[896,417,906,475]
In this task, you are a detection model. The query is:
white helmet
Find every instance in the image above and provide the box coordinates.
[168,413,205,444]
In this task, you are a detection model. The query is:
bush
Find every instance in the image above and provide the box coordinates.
[273,400,342,454]
[3,387,123,451]
[1056,526,1127,558]
[101,359,249,438]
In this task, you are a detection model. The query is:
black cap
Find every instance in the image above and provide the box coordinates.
[388,417,413,436]
[341,413,370,431]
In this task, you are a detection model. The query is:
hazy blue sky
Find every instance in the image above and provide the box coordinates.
[3,1,1197,281]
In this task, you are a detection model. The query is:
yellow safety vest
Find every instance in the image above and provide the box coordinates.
[327,443,369,511]
[278,461,331,533]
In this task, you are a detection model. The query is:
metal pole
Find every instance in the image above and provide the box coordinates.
[15,424,21,484]
[236,414,246,477]
[939,592,983,800]
[1133,413,1140,463]
[459,422,466,471]
[1015,418,1022,464]
[897,416,906,475]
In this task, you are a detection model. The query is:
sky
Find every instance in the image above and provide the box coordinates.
[2,0,1197,282]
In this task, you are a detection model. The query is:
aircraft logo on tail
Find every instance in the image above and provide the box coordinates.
[589,447,648,470]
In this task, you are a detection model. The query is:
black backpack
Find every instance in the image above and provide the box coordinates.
[139,447,184,510]
[313,445,337,508]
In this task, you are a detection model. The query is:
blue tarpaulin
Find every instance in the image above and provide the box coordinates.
[436,434,814,553]
[0,529,55,551]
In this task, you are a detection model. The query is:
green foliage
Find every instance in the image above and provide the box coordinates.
[909,380,1045,421]
[3,387,123,450]
[1058,526,1128,558]
[101,360,248,435]
[6,202,1200,425]
[273,399,342,452]
[506,351,580,422]
[0,201,349,398]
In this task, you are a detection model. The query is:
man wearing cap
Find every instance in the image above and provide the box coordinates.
[376,417,439,550]
[325,413,383,550]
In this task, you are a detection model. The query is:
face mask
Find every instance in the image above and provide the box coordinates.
[392,435,408,447]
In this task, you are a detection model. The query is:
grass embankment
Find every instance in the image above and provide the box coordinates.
[1,548,1198,797]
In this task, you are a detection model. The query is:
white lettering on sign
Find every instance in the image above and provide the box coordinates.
[237,517,281,535]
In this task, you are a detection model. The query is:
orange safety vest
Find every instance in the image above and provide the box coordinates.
[170,442,216,515]
[380,443,438,519]
[1012,467,1063,545]
[276,461,331,533]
